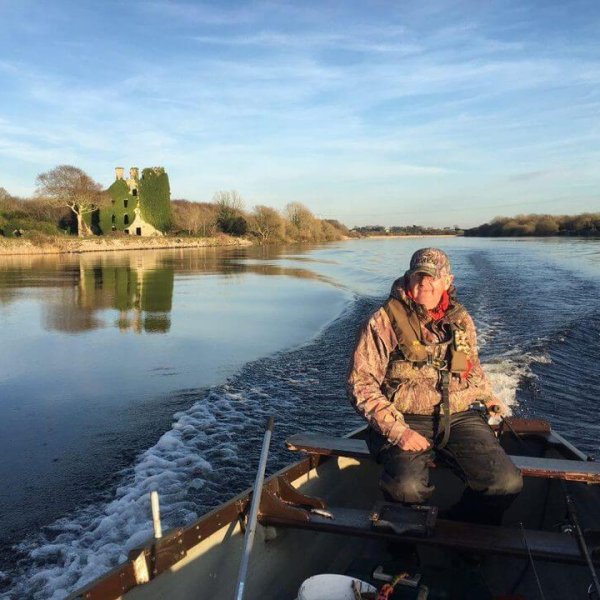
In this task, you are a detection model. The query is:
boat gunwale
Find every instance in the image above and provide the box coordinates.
[69,421,593,599]
[68,425,367,599]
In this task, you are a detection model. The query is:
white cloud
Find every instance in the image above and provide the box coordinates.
[0,1,599,224]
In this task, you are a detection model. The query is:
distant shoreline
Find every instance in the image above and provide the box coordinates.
[360,234,459,239]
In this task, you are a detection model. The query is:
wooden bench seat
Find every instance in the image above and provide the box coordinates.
[260,504,598,565]
[286,433,600,484]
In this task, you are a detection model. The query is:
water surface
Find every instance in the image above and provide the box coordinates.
[1,237,599,599]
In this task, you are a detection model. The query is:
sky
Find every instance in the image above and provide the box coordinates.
[0,0,599,228]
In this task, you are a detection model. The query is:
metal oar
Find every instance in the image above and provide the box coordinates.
[561,480,600,599]
[234,416,275,600]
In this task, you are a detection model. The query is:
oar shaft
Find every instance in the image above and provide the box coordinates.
[234,416,275,600]
[495,411,599,596]
[562,481,600,598]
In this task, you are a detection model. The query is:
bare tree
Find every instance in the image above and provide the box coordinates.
[284,202,321,241]
[172,200,218,236]
[0,187,20,213]
[250,205,284,243]
[284,202,310,228]
[534,216,559,235]
[194,204,218,237]
[36,165,107,237]
[212,190,248,236]
[212,190,244,218]
[324,219,350,236]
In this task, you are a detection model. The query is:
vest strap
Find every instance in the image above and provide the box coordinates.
[437,371,451,449]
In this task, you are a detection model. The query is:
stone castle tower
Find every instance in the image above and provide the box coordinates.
[104,166,170,236]
[115,166,139,196]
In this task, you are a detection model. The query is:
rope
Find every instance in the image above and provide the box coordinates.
[519,522,547,600]
[376,573,410,600]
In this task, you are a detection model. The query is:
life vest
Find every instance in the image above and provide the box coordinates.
[381,294,475,449]
[382,296,470,377]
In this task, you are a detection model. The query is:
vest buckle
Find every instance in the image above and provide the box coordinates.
[428,356,448,370]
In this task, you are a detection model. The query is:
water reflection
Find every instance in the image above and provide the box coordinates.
[0,243,350,563]
[30,254,173,334]
[0,255,79,306]
[0,245,341,335]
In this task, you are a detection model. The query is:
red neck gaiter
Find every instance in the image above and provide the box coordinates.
[407,289,450,320]
[428,290,450,320]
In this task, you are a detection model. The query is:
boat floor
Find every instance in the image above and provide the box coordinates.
[262,433,600,599]
[87,425,600,600]
[295,470,598,599]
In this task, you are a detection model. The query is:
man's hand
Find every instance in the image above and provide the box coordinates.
[486,399,510,418]
[398,428,431,452]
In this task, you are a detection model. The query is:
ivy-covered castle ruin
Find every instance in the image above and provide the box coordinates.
[94,166,172,236]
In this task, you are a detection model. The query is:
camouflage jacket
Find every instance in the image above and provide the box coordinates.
[347,279,499,445]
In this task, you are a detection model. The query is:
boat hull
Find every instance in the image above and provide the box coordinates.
[70,422,600,600]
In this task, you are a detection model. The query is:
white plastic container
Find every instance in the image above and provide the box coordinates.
[297,574,377,600]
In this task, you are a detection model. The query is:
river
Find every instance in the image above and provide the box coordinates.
[1,237,599,599]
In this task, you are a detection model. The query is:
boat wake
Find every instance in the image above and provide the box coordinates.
[0,292,584,600]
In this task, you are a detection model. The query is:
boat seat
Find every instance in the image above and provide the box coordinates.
[286,433,600,484]
[259,503,599,565]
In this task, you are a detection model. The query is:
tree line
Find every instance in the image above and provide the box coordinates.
[464,213,600,237]
[0,165,350,244]
[352,224,460,236]
[172,192,350,243]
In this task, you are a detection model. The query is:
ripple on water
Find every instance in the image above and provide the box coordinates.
[4,240,600,599]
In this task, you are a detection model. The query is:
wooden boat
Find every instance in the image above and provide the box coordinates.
[69,417,600,600]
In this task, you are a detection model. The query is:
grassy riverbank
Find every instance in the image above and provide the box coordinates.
[0,234,253,256]
[0,232,469,256]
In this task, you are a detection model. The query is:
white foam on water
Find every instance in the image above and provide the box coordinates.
[4,292,556,600]
[484,347,552,414]
[6,387,251,600]
[472,304,553,415]
[530,353,552,365]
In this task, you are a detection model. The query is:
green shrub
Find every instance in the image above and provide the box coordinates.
[217,214,248,236]
[0,211,63,237]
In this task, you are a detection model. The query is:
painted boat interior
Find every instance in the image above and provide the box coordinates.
[72,424,600,600]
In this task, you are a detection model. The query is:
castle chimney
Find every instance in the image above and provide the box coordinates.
[130,167,139,180]
[115,167,125,180]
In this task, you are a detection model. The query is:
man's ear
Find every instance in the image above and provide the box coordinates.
[444,274,454,290]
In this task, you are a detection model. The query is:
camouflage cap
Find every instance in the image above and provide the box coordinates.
[406,247,452,278]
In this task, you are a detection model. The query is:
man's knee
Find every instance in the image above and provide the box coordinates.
[380,472,434,504]
[486,466,523,496]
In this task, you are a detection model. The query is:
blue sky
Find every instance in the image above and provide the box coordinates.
[1,0,599,227]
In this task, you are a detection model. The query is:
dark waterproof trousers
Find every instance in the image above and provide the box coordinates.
[368,411,523,525]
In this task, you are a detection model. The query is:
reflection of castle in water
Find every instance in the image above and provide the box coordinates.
[8,245,336,334]
[78,254,174,334]
[39,254,174,334]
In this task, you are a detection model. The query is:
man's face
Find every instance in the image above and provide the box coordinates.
[408,272,453,310]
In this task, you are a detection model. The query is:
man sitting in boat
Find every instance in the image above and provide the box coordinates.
[347,247,523,524]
